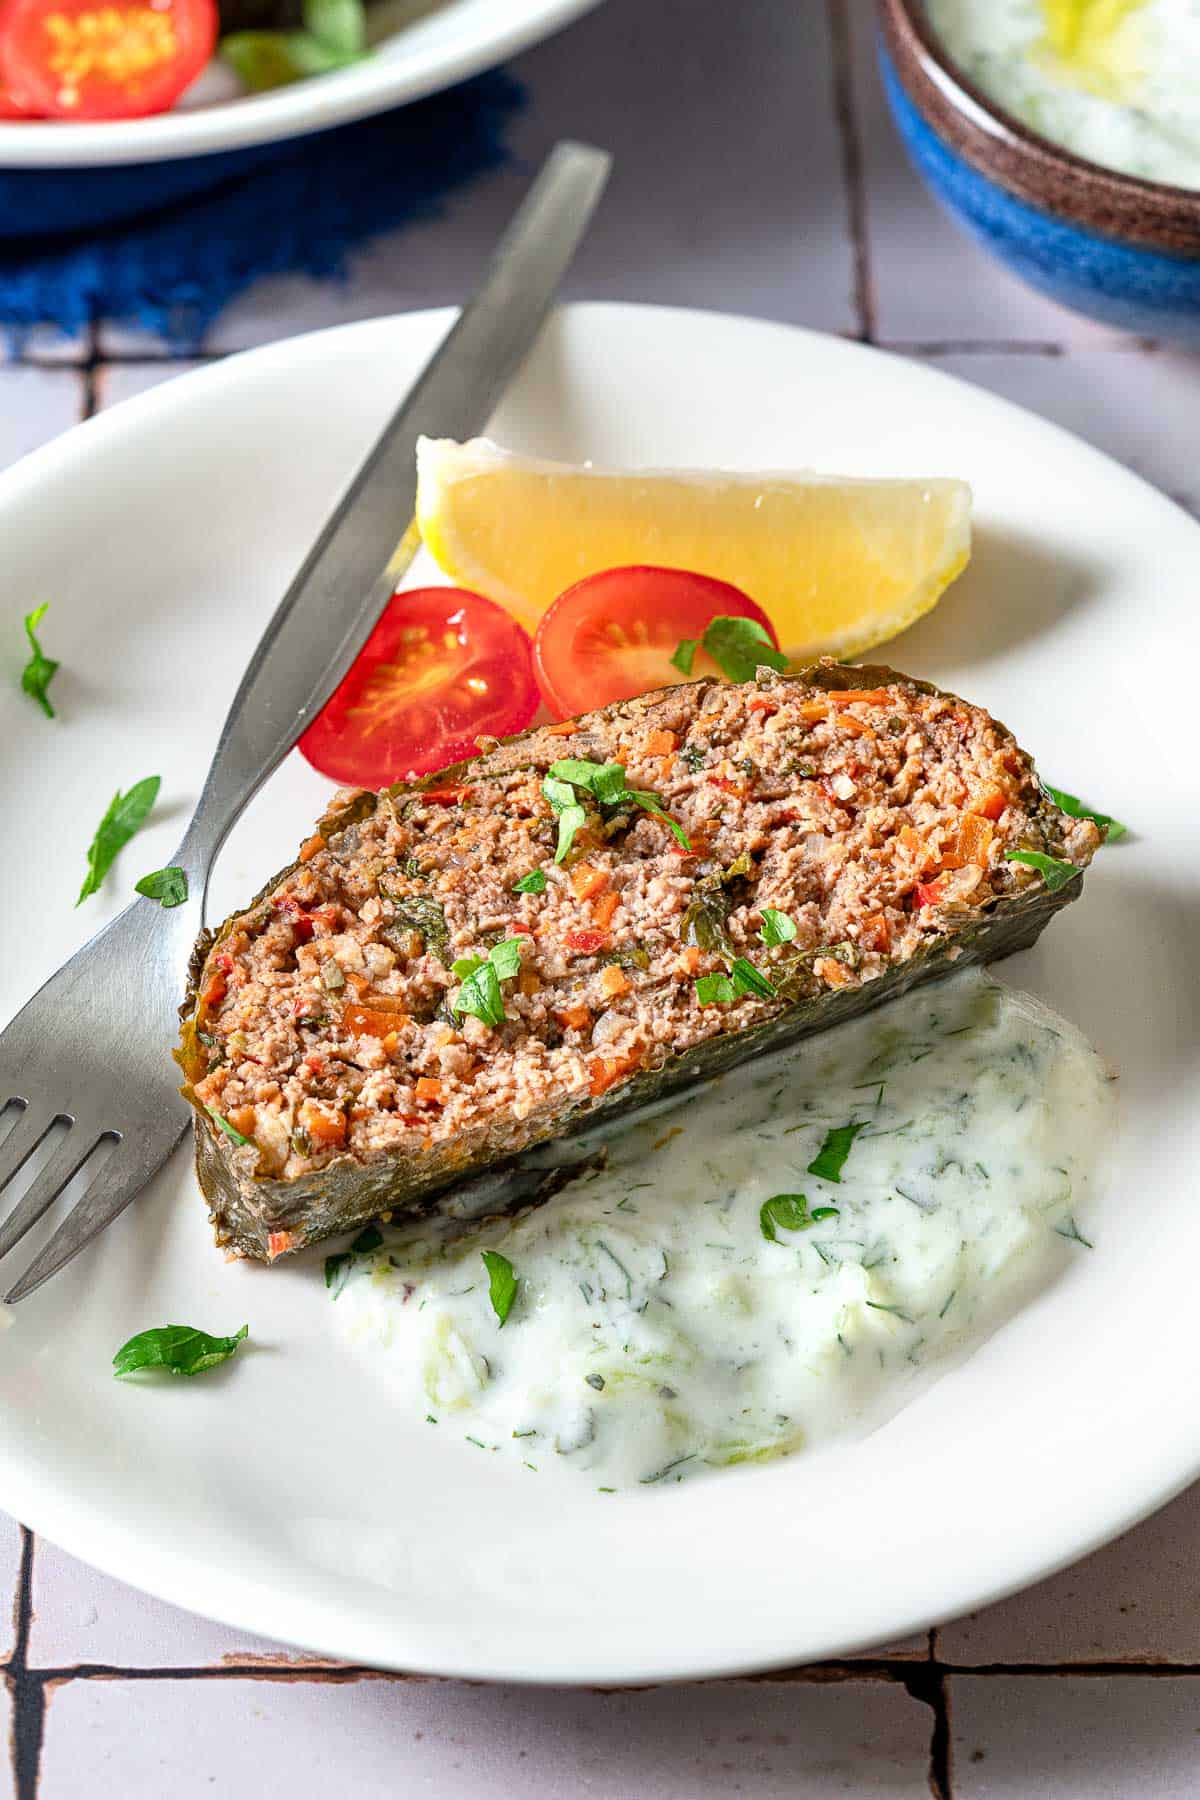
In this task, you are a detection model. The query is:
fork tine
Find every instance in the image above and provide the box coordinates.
[0,1106,59,1199]
[5,1144,143,1304]
[0,1127,104,1263]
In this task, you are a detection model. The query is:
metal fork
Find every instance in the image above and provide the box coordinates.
[0,139,611,1304]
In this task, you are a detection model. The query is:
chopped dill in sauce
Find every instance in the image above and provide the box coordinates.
[331,972,1113,1491]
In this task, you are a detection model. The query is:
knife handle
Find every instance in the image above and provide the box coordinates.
[176,140,611,894]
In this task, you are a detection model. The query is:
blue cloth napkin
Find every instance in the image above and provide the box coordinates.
[0,67,524,347]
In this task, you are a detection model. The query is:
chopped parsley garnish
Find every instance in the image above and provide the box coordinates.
[482,1249,518,1325]
[1004,848,1080,891]
[729,956,776,998]
[543,775,588,863]
[135,865,188,909]
[20,603,59,719]
[206,1106,249,1147]
[113,1322,247,1379]
[807,1120,868,1183]
[759,907,796,946]
[695,956,777,1006]
[670,615,789,683]
[451,937,526,1027]
[695,971,735,1006]
[512,869,547,894]
[77,774,161,906]
[759,1193,813,1242]
[1043,783,1126,842]
[351,1225,382,1254]
[544,759,691,857]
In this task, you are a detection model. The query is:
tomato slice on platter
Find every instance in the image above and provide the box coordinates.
[532,566,781,720]
[0,0,217,120]
[299,586,540,788]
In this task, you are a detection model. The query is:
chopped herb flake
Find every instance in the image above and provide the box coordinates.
[1043,783,1126,842]
[760,1193,813,1243]
[695,972,736,1006]
[113,1322,247,1379]
[451,938,526,1027]
[1004,848,1080,891]
[513,869,547,894]
[807,1120,868,1183]
[545,759,691,853]
[482,1249,519,1325]
[20,603,59,719]
[135,865,188,909]
[671,614,788,683]
[206,1106,249,1147]
[77,775,161,906]
[759,907,797,946]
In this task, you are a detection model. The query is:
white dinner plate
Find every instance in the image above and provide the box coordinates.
[0,0,600,167]
[0,303,1196,1682]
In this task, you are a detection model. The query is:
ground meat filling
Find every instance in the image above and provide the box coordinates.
[189,668,1099,1181]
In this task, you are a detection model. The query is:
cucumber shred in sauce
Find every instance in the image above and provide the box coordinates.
[926,0,1200,189]
[331,971,1114,1489]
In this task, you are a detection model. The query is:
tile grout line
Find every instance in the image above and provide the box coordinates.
[826,0,877,343]
[10,1530,44,1800]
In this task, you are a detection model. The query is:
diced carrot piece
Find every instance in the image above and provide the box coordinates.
[557,1005,592,1032]
[588,1051,641,1097]
[706,774,748,798]
[545,719,579,737]
[748,697,779,716]
[415,1077,445,1105]
[571,862,610,901]
[599,964,630,998]
[644,729,677,757]
[201,971,227,1008]
[828,688,892,706]
[956,814,994,868]
[227,1105,257,1139]
[798,702,830,722]
[299,1100,347,1145]
[860,913,891,953]
[591,891,620,930]
[343,999,410,1038]
[267,1230,300,1260]
[660,752,678,780]
[971,784,1007,822]
[509,920,536,936]
[518,969,542,997]
[681,945,702,975]
[382,1032,401,1056]
[817,957,854,987]
[298,834,326,862]
[913,879,945,910]
[837,715,876,740]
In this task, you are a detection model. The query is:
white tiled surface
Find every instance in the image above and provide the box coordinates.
[949,1676,1200,1797]
[4,0,1200,1793]
[35,1674,934,1798]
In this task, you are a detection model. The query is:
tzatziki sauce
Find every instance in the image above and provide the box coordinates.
[927,0,1200,189]
[330,971,1114,1490]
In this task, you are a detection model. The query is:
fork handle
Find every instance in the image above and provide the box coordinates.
[174,140,611,896]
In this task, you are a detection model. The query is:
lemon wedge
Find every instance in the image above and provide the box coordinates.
[415,438,972,660]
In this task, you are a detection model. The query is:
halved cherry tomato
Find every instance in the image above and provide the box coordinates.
[532,566,781,720]
[299,586,538,788]
[0,0,216,121]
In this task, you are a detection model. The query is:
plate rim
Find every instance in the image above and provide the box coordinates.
[1,300,1198,1682]
[0,0,600,167]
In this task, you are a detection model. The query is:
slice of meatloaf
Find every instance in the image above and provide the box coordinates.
[179,659,1101,1259]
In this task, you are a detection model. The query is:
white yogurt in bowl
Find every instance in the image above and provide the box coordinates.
[327,970,1115,1490]
[926,0,1200,189]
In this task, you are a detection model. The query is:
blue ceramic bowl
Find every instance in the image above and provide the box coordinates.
[877,0,1200,343]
